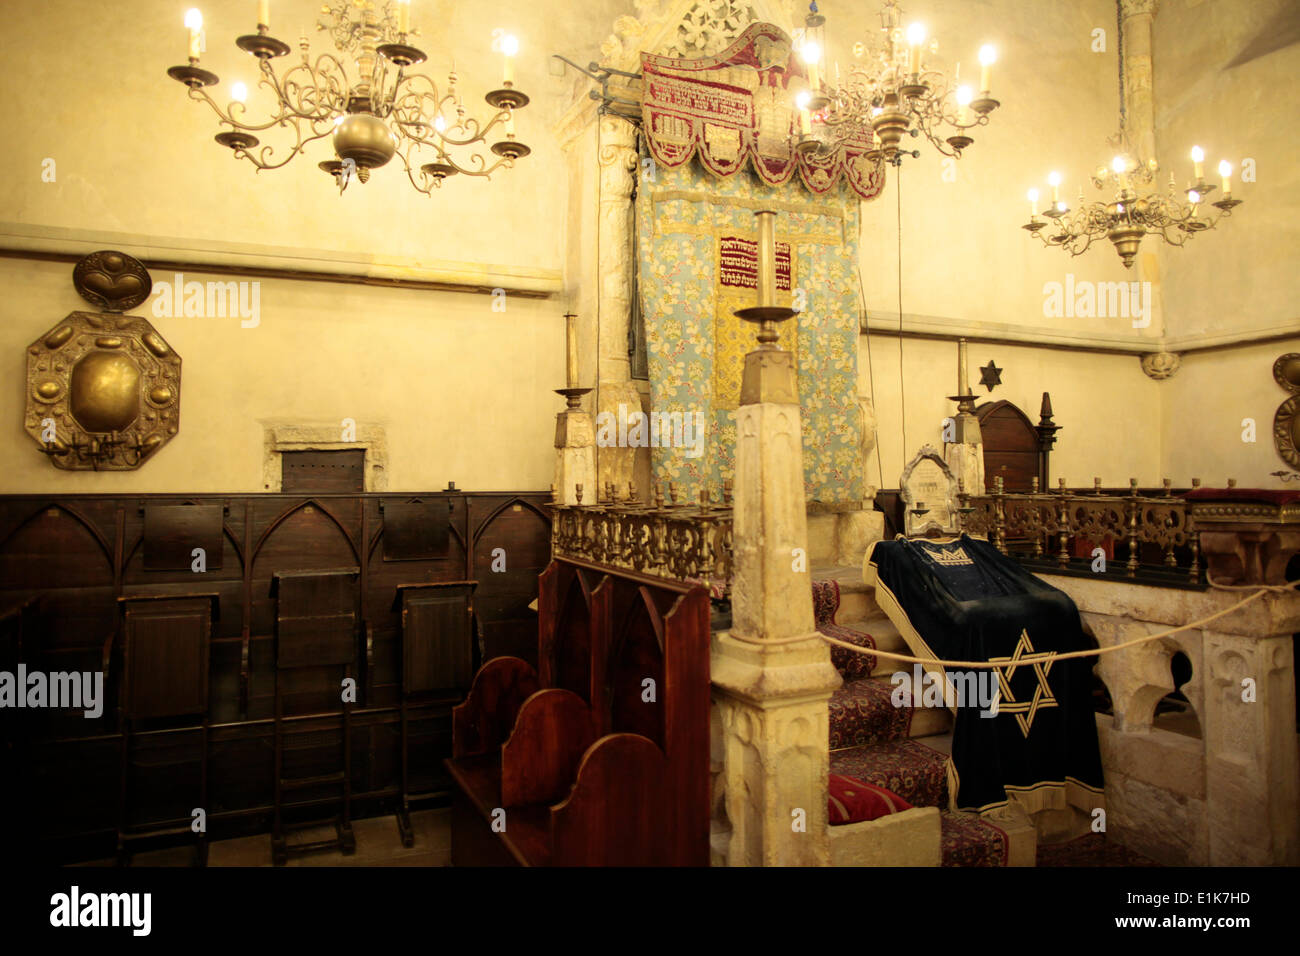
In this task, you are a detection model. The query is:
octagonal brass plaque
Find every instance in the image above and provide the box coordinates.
[25,252,180,470]
[1275,353,1300,470]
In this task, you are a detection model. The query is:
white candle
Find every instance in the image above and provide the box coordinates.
[1048,171,1061,204]
[1218,159,1232,196]
[501,33,518,85]
[1027,188,1038,217]
[185,8,203,59]
[1191,145,1204,181]
[802,40,821,90]
[795,90,812,135]
[397,0,410,35]
[258,0,269,29]
[956,85,972,125]
[907,23,926,74]
[978,45,996,93]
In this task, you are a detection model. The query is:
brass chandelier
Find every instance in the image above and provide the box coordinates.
[793,0,1000,165]
[166,1,530,194]
[1021,16,1241,267]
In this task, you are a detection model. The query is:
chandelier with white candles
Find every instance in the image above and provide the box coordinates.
[1019,5,1243,269]
[166,1,530,194]
[792,0,1001,165]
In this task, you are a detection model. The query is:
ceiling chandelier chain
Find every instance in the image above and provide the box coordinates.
[1021,1,1242,268]
[166,2,530,195]
[792,0,1001,167]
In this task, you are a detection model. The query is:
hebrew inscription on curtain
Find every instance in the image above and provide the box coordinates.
[637,162,865,505]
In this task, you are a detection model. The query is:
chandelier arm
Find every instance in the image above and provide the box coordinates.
[392,147,439,197]
[186,83,325,135]
[267,55,353,121]
[238,120,338,172]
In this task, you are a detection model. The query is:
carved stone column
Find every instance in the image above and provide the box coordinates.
[711,236,841,865]
[1119,0,1158,163]
[1120,0,1165,334]
[1203,622,1299,865]
[596,115,646,495]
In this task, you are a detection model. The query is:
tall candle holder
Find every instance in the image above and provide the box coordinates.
[945,337,981,443]
[733,209,799,406]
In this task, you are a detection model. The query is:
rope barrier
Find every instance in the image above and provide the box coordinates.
[726,576,1299,670]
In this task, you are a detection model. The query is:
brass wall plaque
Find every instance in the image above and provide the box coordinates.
[1274,353,1300,470]
[25,251,180,470]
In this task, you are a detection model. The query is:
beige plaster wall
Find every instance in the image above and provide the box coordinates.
[841,0,1152,340]
[0,0,618,271]
[1,257,563,493]
[1160,339,1300,488]
[1154,0,1300,341]
[0,0,630,493]
[861,334,1163,489]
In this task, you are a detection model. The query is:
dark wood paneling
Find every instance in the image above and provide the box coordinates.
[383,501,450,561]
[0,489,549,861]
[143,505,224,571]
[399,582,475,694]
[280,450,366,494]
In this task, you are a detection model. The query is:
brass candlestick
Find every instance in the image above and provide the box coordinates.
[945,337,981,444]
[555,311,591,408]
[734,209,798,405]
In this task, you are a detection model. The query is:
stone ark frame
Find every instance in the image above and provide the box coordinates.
[899,444,959,537]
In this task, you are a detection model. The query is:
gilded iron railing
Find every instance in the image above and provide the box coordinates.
[549,481,734,592]
[960,477,1200,582]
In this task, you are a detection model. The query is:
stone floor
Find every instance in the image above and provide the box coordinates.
[78,808,452,867]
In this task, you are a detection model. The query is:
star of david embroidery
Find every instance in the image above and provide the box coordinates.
[988,629,1058,737]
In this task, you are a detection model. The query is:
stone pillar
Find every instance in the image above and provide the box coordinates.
[596,115,645,495]
[1119,0,1157,164]
[1120,0,1165,333]
[1203,623,1299,865]
[1198,514,1300,864]
[553,401,596,506]
[711,211,841,866]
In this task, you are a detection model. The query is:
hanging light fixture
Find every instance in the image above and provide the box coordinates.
[1020,12,1242,267]
[165,2,530,195]
[795,0,1001,166]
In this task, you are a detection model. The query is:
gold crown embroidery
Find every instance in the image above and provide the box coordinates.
[924,545,974,567]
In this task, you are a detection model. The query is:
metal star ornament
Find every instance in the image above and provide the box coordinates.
[979,360,1002,392]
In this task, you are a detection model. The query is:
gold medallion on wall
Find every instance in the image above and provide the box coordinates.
[1273,353,1300,470]
[25,251,181,470]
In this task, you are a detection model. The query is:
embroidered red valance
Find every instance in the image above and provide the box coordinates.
[641,22,885,200]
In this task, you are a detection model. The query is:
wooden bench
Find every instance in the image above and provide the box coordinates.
[446,558,710,866]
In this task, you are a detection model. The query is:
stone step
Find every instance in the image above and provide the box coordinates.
[811,564,876,624]
[829,677,952,746]
[829,739,951,809]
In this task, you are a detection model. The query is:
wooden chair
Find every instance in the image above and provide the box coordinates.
[270,567,360,865]
[114,592,218,866]
[392,580,477,846]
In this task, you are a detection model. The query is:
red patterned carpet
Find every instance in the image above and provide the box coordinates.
[1036,833,1161,867]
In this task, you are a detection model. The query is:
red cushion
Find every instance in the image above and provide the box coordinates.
[827,773,913,825]
[1185,488,1300,506]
